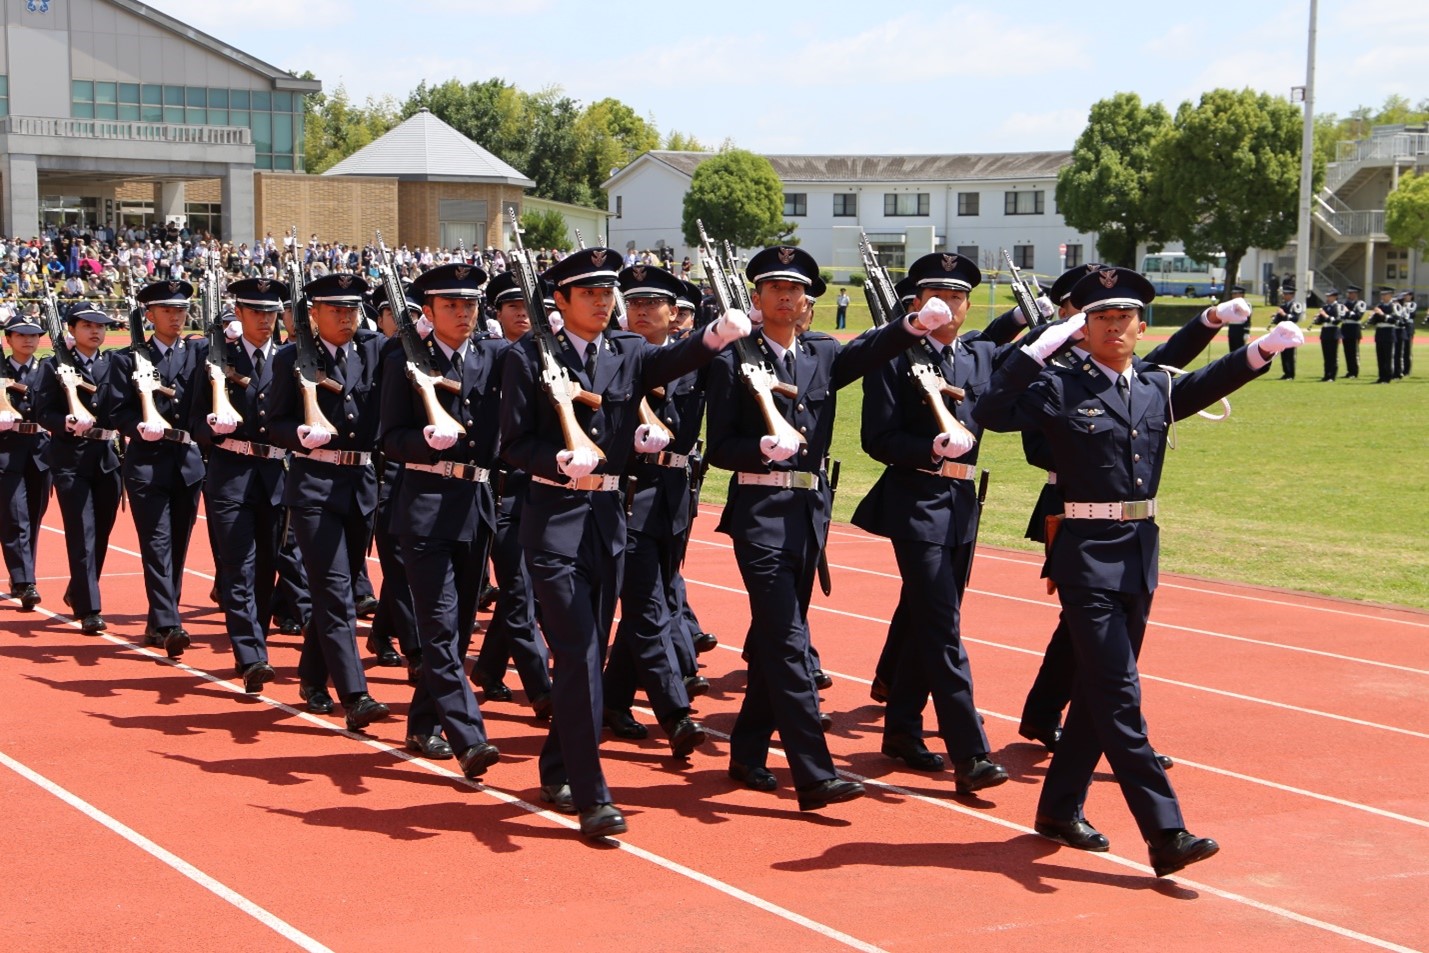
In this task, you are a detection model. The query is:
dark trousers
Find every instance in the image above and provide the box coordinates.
[475,500,551,697]
[1278,346,1296,379]
[1375,328,1396,382]
[668,570,700,678]
[290,503,370,698]
[1,461,51,587]
[835,306,847,330]
[1399,326,1413,377]
[1038,584,1183,840]
[206,487,281,670]
[1319,329,1340,380]
[728,538,835,789]
[1226,323,1249,353]
[126,471,202,630]
[1021,617,1075,734]
[1342,327,1361,377]
[371,514,418,658]
[526,531,622,811]
[883,539,989,759]
[604,528,689,725]
[403,533,492,751]
[53,462,121,616]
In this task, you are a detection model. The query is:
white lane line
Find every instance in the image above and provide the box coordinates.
[687,537,1429,675]
[14,603,887,953]
[0,748,333,953]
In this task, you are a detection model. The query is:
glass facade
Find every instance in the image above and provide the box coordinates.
[0,76,8,117]
[71,81,305,171]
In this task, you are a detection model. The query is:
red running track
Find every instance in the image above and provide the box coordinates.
[1,500,1425,952]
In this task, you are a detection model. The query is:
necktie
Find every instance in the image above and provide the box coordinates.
[783,351,795,383]
[451,348,464,385]
[1116,374,1131,417]
[584,341,597,380]
[941,344,956,374]
[333,346,347,386]
[253,347,266,377]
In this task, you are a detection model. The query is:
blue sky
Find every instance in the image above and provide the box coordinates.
[159,0,1423,155]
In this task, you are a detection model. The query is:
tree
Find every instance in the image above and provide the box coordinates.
[664,130,706,151]
[301,80,399,174]
[1056,92,1172,267]
[681,149,792,249]
[572,98,660,205]
[1150,88,1320,301]
[519,208,572,251]
[1385,170,1429,255]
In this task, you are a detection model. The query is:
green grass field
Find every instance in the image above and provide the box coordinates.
[703,286,1429,610]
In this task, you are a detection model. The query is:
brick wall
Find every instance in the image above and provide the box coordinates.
[397,181,523,250]
[254,173,399,247]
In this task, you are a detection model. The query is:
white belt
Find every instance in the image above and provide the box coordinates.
[217,439,286,460]
[736,471,820,490]
[1046,471,1058,485]
[79,428,118,442]
[531,473,621,492]
[1064,499,1157,521]
[919,461,977,481]
[405,460,490,483]
[297,448,373,467]
[638,451,689,468]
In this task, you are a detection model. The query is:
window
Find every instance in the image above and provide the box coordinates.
[872,243,906,269]
[1012,245,1034,269]
[957,192,980,216]
[956,245,979,263]
[1064,243,1083,268]
[0,76,9,118]
[1004,191,1045,215]
[783,193,807,217]
[883,193,930,216]
[185,202,222,237]
[833,193,857,217]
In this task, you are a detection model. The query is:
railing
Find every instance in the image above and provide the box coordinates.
[0,115,251,145]
[1328,132,1429,193]
[1311,202,1385,239]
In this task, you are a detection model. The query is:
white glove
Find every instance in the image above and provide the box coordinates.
[909,296,953,335]
[1205,297,1252,327]
[547,311,564,335]
[484,318,501,337]
[207,410,240,435]
[1020,314,1086,363]
[616,312,629,330]
[1036,295,1056,320]
[1251,321,1305,355]
[704,308,752,347]
[297,423,334,449]
[224,320,242,341]
[759,433,799,462]
[137,420,166,442]
[65,332,77,349]
[422,423,459,451]
[933,429,976,459]
[748,306,764,326]
[556,447,599,478]
[633,423,671,454]
[0,411,16,432]
[66,414,96,434]
[415,315,434,339]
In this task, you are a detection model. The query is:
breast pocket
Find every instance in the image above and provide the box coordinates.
[1067,415,1116,468]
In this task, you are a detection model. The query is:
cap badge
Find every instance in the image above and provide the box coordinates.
[777,247,796,265]
[454,266,470,280]
[1097,268,1118,289]
[631,265,646,281]
[590,249,608,267]
[941,254,958,272]
[256,279,270,292]
[337,275,353,289]
[167,282,181,293]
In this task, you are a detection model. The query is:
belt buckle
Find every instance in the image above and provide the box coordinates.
[1121,500,1153,520]
[439,460,456,479]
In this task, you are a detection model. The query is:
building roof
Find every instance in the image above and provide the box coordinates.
[323,109,535,187]
[609,150,1072,187]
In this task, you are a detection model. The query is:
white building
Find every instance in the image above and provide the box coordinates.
[603,150,1099,283]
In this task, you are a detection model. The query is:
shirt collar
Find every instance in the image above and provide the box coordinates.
[761,329,792,362]
[563,328,596,361]
[1088,355,1133,387]
[434,337,469,362]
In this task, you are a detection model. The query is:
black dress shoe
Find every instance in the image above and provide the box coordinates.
[954,756,1010,794]
[796,778,865,812]
[1147,829,1219,877]
[1035,815,1110,851]
[539,782,578,814]
[881,733,945,771]
[343,693,390,731]
[162,626,190,659]
[481,679,514,703]
[1018,720,1062,752]
[1154,749,1174,770]
[819,712,833,732]
[240,661,275,694]
[405,734,454,760]
[812,669,833,691]
[478,584,500,611]
[692,631,718,654]
[530,692,553,720]
[405,657,423,686]
[869,676,889,704]
[456,742,500,780]
[603,708,648,740]
[277,617,304,636]
[728,761,778,792]
[683,674,710,698]
[142,627,166,648]
[208,583,220,604]
[80,613,107,635]
[579,802,627,839]
[17,584,40,611]
[365,635,402,667]
[665,717,708,759]
[299,684,335,715]
[354,595,380,618]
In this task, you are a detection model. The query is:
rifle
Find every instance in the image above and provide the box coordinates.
[695,219,804,448]
[41,288,99,427]
[200,252,246,424]
[963,468,989,591]
[375,230,464,434]
[816,458,839,596]
[285,226,341,434]
[677,438,708,569]
[125,278,185,439]
[0,341,41,434]
[1002,249,1047,328]
[505,207,605,461]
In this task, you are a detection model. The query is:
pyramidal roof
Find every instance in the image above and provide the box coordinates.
[323,108,535,187]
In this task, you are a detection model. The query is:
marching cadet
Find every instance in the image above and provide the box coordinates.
[499,246,749,839]
[974,265,1302,877]
[1396,291,1415,378]
[1368,286,1401,383]
[704,245,950,811]
[1311,288,1343,382]
[33,301,125,634]
[1270,283,1303,380]
[0,311,53,611]
[601,263,709,758]
[470,271,553,716]
[850,252,1008,794]
[1341,285,1366,378]
[266,273,390,731]
[379,262,502,777]
[190,279,287,692]
[110,280,208,658]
